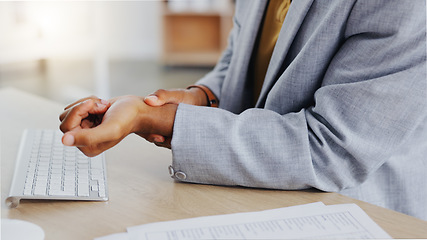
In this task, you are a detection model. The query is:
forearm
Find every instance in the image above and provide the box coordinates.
[171,72,426,191]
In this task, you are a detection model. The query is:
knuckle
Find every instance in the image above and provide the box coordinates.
[59,120,73,133]
[59,124,67,133]
[59,111,67,121]
[83,98,95,105]
[154,89,167,97]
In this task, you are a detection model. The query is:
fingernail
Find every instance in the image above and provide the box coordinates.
[81,99,91,106]
[144,95,158,101]
[96,102,107,108]
[100,99,109,105]
[63,134,75,146]
[154,136,164,143]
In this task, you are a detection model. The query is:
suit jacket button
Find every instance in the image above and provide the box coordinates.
[174,171,187,180]
[168,165,175,177]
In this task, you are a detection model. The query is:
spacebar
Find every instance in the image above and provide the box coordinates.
[49,190,76,196]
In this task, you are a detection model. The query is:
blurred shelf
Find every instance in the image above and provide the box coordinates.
[161,0,234,67]
[161,51,222,66]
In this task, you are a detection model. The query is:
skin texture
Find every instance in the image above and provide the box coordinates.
[59,87,208,156]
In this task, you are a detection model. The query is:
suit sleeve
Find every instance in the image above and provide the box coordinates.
[170,1,426,192]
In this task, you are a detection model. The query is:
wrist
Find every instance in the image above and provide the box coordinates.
[187,85,219,107]
[156,103,177,137]
[187,87,209,106]
[133,96,149,134]
[136,98,177,137]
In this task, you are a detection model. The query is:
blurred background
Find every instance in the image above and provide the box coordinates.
[0,0,234,104]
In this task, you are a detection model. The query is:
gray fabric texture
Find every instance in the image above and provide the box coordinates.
[170,0,427,220]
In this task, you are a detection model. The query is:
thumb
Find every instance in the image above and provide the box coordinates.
[62,124,118,147]
[62,129,91,147]
[62,132,76,146]
[144,89,188,106]
[144,95,164,106]
[62,126,122,157]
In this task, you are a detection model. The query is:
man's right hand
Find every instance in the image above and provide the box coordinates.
[143,88,209,107]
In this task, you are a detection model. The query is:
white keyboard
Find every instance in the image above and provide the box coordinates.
[6,129,108,208]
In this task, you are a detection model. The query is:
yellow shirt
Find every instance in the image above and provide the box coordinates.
[253,0,291,103]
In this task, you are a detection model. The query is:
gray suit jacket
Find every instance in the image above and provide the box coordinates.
[170,0,427,220]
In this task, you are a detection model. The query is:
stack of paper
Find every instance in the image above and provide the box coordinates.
[95,202,391,240]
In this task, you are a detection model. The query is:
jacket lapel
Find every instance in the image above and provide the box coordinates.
[221,0,268,113]
[256,0,315,107]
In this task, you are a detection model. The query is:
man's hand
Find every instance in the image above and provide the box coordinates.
[144,88,208,107]
[142,87,209,146]
[59,96,110,132]
[59,95,177,156]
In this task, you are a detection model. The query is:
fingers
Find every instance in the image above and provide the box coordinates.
[60,100,96,133]
[143,95,162,106]
[59,97,110,122]
[64,95,97,110]
[154,138,171,149]
[62,133,76,146]
[62,124,124,156]
[144,89,187,106]
[139,133,165,143]
[60,97,138,156]
[60,93,175,156]
[63,119,122,146]
[59,99,110,135]
[144,88,208,107]
[137,133,171,149]
[64,95,109,110]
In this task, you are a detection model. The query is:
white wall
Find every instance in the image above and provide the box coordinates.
[0,1,163,63]
[99,1,162,59]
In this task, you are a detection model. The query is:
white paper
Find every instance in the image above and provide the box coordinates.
[126,202,391,240]
[1,219,45,240]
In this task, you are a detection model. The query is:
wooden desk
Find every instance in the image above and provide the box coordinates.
[1,88,427,240]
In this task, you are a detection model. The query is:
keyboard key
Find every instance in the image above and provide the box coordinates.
[99,190,106,198]
[89,191,99,198]
[49,184,61,191]
[77,185,89,197]
[91,158,103,169]
[34,187,47,195]
[23,188,32,196]
[49,190,75,196]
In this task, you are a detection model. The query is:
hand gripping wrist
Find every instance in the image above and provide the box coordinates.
[186,85,219,107]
